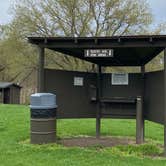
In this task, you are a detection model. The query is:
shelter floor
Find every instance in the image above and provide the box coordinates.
[59,136,135,147]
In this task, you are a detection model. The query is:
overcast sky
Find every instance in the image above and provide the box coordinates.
[0,0,166,25]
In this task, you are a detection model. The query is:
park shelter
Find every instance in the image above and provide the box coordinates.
[0,82,21,104]
[28,35,166,154]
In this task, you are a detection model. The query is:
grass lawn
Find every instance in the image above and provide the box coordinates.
[0,104,166,166]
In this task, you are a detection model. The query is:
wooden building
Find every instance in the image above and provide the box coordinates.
[0,82,21,104]
[28,35,166,155]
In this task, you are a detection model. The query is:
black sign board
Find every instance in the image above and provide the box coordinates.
[85,49,114,57]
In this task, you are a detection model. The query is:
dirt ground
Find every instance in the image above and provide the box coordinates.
[59,136,135,147]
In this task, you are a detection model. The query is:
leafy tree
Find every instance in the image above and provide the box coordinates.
[9,0,154,72]
[12,0,152,37]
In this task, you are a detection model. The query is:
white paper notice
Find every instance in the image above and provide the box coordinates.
[112,73,128,85]
[74,77,84,86]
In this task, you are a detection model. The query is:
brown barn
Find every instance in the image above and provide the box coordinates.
[0,82,21,104]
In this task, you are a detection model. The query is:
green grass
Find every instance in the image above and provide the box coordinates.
[0,104,166,166]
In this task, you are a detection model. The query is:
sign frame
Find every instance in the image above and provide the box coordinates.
[74,77,84,86]
[84,49,114,58]
[111,73,129,85]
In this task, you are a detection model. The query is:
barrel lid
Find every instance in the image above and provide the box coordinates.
[31,93,55,97]
[30,93,57,109]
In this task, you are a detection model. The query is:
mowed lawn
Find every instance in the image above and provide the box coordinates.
[0,104,166,166]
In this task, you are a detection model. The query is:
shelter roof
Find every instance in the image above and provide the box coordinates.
[28,35,166,66]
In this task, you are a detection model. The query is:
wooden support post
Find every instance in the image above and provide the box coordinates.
[141,66,145,142]
[136,96,144,144]
[141,66,145,75]
[96,65,102,138]
[38,46,45,93]
[164,48,166,155]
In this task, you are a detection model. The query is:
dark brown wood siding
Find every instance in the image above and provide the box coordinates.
[9,86,20,104]
[44,69,143,119]
[144,71,164,124]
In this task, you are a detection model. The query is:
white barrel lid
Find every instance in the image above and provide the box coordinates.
[30,93,57,109]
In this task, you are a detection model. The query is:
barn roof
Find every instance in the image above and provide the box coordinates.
[28,35,166,66]
[0,82,21,89]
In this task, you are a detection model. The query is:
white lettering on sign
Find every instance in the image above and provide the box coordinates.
[112,73,129,85]
[85,49,114,57]
[74,77,84,86]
